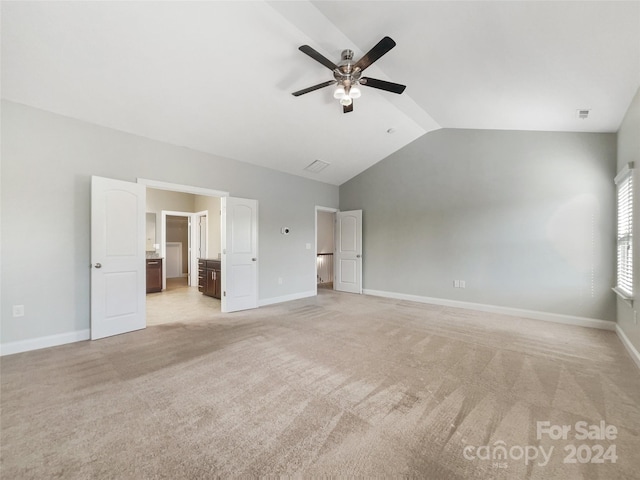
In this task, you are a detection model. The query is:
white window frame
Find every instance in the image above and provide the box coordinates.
[613,162,634,303]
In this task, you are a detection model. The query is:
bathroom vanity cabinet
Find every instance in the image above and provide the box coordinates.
[198,259,221,299]
[146,258,163,293]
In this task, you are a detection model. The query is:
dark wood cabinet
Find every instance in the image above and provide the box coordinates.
[146,259,163,293]
[198,259,221,299]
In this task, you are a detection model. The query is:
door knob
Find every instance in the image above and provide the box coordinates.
[252,258,257,262]
[356,255,361,258]
[94,263,102,269]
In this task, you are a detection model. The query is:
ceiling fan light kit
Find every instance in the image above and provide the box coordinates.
[292,36,407,114]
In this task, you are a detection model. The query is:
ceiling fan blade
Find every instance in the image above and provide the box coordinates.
[299,45,339,71]
[353,36,396,72]
[291,80,336,97]
[343,103,354,114]
[360,77,406,94]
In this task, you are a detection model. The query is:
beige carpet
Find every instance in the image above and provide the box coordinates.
[2,290,639,479]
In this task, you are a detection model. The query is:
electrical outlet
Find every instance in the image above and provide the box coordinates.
[453,280,460,288]
[278,277,283,285]
[12,305,24,317]
[460,280,466,289]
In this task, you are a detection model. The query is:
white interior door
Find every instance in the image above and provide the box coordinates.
[335,210,362,294]
[221,196,258,312]
[91,176,146,340]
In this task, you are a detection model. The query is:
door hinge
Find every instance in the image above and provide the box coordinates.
[223,291,226,297]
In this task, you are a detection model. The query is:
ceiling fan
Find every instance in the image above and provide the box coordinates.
[291,36,406,113]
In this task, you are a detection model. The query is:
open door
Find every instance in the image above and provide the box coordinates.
[335,210,362,294]
[91,176,146,339]
[221,197,258,312]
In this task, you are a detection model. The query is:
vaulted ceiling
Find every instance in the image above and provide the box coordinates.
[3,1,639,185]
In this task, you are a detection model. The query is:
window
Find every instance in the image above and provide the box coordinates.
[615,163,634,299]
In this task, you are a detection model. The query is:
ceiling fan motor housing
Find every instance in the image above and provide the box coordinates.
[335,49,361,88]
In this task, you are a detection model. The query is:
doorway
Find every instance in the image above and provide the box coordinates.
[316,209,336,290]
[143,179,227,323]
[315,206,363,296]
[316,206,338,294]
[140,179,259,315]
[159,210,208,290]
[164,214,190,289]
[92,176,259,338]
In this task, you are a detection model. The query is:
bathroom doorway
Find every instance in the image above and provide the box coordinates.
[144,180,225,324]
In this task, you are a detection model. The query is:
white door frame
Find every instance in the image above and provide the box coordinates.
[193,210,208,285]
[315,206,339,294]
[138,178,229,199]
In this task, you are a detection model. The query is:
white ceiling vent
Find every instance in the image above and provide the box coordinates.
[577,109,591,119]
[304,159,330,173]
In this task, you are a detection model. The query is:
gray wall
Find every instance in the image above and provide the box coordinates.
[340,128,616,321]
[1,101,338,345]
[617,87,640,351]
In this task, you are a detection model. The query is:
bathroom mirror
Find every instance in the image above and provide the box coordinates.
[146,212,156,250]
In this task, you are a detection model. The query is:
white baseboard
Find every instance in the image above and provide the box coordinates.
[616,325,640,370]
[0,329,90,356]
[259,290,316,307]
[0,290,315,356]
[363,289,616,331]
[3,292,628,364]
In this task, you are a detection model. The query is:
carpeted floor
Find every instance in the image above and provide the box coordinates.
[1,289,639,479]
